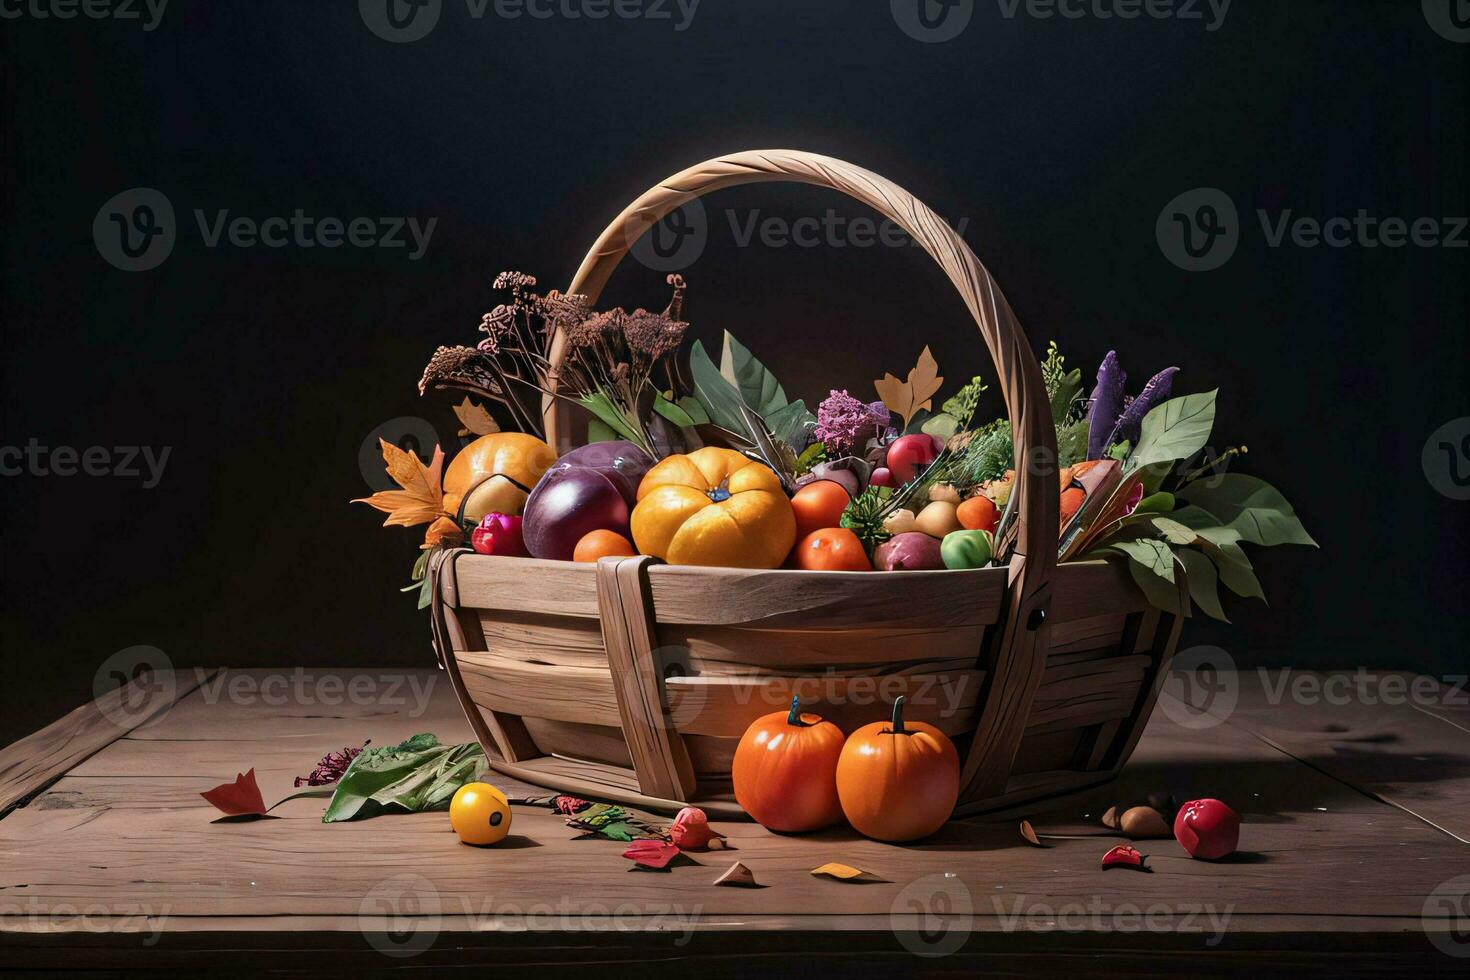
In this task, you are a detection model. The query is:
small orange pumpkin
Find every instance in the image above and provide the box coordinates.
[836,696,959,842]
[731,697,845,833]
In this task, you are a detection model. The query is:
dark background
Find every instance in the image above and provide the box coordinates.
[2,1,1466,747]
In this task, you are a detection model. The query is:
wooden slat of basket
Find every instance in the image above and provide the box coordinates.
[658,624,987,672]
[480,612,607,669]
[1041,653,1153,684]
[1046,611,1129,656]
[456,651,622,729]
[520,718,633,769]
[1033,669,1147,703]
[596,556,698,802]
[665,669,985,738]
[1049,561,1153,621]
[453,557,601,618]
[645,566,1005,628]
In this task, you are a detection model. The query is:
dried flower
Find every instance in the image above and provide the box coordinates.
[492,270,536,293]
[419,346,503,398]
[624,310,688,359]
[422,515,462,549]
[294,744,365,787]
[815,389,891,454]
[535,290,591,332]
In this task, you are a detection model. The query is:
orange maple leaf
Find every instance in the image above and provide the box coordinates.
[352,439,448,528]
[874,345,944,423]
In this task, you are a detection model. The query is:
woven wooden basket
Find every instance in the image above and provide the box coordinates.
[429,150,1186,818]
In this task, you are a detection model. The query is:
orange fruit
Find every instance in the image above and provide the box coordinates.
[573,529,637,563]
[791,528,871,572]
[956,494,999,533]
[789,480,852,539]
[1059,487,1086,530]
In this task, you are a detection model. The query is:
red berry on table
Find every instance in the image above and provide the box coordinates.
[1174,798,1240,860]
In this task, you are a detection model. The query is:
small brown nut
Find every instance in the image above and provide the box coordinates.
[1119,805,1171,840]
[1101,805,1120,830]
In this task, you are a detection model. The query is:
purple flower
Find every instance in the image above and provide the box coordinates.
[1110,366,1178,446]
[294,744,365,787]
[815,390,891,454]
[1087,350,1127,460]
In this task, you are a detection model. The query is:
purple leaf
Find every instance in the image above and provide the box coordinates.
[1087,351,1126,460]
[1109,367,1179,446]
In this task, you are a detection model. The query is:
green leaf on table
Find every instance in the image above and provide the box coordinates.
[321,734,486,822]
[1127,390,1217,473]
[653,392,699,429]
[720,331,789,417]
[1179,473,1317,548]
[1176,546,1228,621]
[579,391,643,444]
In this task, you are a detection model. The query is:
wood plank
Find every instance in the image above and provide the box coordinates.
[659,623,987,671]
[1049,559,1151,621]
[452,554,602,618]
[457,652,622,729]
[0,669,208,816]
[596,556,697,801]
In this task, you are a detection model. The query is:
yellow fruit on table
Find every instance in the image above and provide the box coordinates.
[449,781,511,846]
[631,447,796,569]
[442,433,556,523]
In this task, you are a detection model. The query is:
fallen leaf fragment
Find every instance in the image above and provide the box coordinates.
[552,795,590,815]
[351,440,448,528]
[201,769,267,817]
[810,862,884,883]
[1101,844,1152,872]
[714,861,759,888]
[453,397,500,436]
[567,803,665,842]
[874,346,944,423]
[1019,820,1048,848]
[623,840,682,870]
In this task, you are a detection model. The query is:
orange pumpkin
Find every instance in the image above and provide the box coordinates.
[731,697,845,833]
[443,432,557,522]
[836,696,959,842]
[630,447,796,568]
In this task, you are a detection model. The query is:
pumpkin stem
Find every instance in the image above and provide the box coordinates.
[787,696,804,727]
[891,696,906,735]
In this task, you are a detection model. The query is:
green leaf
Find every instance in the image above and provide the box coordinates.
[1107,440,1131,461]
[1098,539,1181,614]
[1127,390,1217,473]
[1179,473,1317,548]
[1176,546,1228,621]
[1056,419,1089,468]
[1136,460,1177,496]
[1134,491,1174,515]
[411,549,431,579]
[765,399,816,449]
[794,440,827,476]
[652,392,699,428]
[676,396,709,426]
[1050,367,1083,424]
[417,573,433,610]
[921,412,961,442]
[587,418,619,443]
[690,340,749,432]
[1194,527,1266,601]
[1148,516,1199,545]
[720,331,789,416]
[321,734,486,822]
[579,391,643,445]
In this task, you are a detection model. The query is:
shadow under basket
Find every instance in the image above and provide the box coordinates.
[429,551,1184,819]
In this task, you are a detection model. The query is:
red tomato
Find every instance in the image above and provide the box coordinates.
[789,480,852,539]
[791,528,871,571]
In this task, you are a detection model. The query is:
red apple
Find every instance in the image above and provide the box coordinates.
[471,513,526,557]
[869,467,896,488]
[884,433,943,485]
[1174,798,1240,860]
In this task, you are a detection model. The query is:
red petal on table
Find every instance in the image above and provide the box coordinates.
[1101,844,1151,872]
[553,795,590,815]
[201,769,268,816]
[622,840,682,870]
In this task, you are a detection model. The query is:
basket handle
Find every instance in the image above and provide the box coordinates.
[546,149,1057,583]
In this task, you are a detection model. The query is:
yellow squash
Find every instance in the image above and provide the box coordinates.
[631,447,796,568]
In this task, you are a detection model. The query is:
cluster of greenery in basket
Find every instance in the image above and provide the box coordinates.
[356,272,1314,620]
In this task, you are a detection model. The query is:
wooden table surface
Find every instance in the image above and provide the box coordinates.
[2,666,1467,976]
